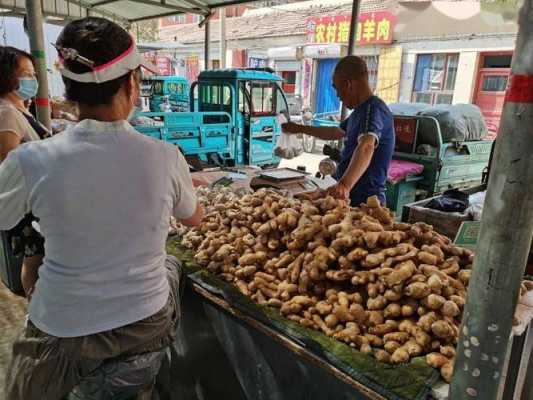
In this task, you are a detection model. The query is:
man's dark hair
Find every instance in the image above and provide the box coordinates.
[0,46,35,96]
[334,55,369,81]
[56,17,134,106]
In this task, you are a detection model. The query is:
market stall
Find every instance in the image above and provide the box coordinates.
[164,177,533,399]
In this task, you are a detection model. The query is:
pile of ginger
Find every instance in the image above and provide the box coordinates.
[181,188,529,383]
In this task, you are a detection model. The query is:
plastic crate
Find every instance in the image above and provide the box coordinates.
[0,231,24,295]
[386,175,422,216]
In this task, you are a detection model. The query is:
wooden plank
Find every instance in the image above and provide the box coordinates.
[192,283,386,400]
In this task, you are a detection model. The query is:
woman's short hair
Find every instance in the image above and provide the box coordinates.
[0,46,35,96]
[56,17,134,106]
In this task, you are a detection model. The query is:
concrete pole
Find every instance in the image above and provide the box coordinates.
[204,19,210,70]
[450,1,533,398]
[340,0,360,121]
[25,0,52,130]
[219,8,226,69]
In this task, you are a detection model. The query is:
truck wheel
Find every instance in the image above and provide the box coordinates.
[301,135,316,153]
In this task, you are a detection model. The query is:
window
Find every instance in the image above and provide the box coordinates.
[412,53,459,105]
[167,82,184,95]
[151,81,164,95]
[362,55,379,91]
[247,81,287,116]
[483,55,512,69]
[481,75,508,92]
[281,71,296,94]
[200,84,231,106]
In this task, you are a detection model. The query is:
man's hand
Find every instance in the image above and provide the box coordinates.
[281,122,306,135]
[327,181,351,201]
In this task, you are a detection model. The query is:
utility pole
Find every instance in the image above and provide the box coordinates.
[450,0,533,398]
[25,0,52,130]
[340,0,360,121]
[204,19,210,70]
[219,8,226,69]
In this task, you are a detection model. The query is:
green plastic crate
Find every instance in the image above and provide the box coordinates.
[386,175,422,216]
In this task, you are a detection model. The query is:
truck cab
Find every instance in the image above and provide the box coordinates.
[149,76,190,112]
[190,68,289,166]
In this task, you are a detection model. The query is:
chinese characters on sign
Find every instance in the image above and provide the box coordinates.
[306,12,395,45]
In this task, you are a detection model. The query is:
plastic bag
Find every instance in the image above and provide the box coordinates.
[274,114,303,159]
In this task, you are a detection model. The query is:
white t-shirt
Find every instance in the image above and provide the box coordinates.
[0,119,197,337]
[0,98,41,142]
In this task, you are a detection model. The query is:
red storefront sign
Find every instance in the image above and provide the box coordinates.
[305,12,395,45]
[156,56,172,75]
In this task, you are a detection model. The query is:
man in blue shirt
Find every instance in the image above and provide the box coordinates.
[283,56,395,206]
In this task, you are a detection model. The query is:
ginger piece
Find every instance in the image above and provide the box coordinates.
[312,314,334,336]
[384,332,410,344]
[384,341,402,354]
[350,303,368,324]
[334,322,360,343]
[398,319,417,335]
[326,270,354,281]
[404,340,423,357]
[441,362,454,383]
[441,300,460,317]
[325,314,339,328]
[458,269,471,285]
[347,247,369,262]
[440,345,456,358]
[427,274,444,294]
[424,294,446,310]
[280,302,302,315]
[384,303,402,318]
[267,298,282,308]
[235,280,251,296]
[363,231,381,249]
[375,349,392,363]
[315,301,333,316]
[418,312,438,332]
[364,333,384,348]
[426,352,450,368]
[418,251,438,265]
[366,311,385,327]
[369,320,398,336]
[367,295,388,310]
[333,304,355,322]
[405,282,431,299]
[414,328,432,349]
[239,251,267,266]
[384,289,403,302]
[391,347,410,364]
[431,320,455,339]
[385,260,417,287]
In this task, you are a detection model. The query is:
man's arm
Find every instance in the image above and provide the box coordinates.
[339,135,376,189]
[282,122,345,141]
[328,135,376,200]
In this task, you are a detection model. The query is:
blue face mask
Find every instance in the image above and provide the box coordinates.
[16,78,39,100]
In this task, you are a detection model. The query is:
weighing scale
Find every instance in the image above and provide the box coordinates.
[250,168,319,197]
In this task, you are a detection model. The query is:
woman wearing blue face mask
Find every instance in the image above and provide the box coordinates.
[0,46,47,299]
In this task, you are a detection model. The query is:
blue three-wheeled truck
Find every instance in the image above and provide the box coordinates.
[135,68,290,169]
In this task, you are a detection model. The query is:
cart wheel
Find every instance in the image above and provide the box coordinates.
[301,135,316,153]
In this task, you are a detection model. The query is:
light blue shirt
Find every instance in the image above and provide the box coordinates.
[0,119,197,337]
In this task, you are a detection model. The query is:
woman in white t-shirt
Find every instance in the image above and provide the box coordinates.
[0,46,47,298]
